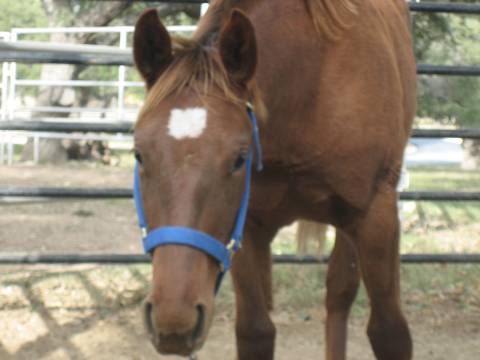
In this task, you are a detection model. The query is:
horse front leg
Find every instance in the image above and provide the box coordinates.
[231,223,277,360]
[347,182,412,360]
[325,229,360,360]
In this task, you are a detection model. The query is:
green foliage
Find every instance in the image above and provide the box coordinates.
[399,167,480,254]
[0,0,46,91]
[413,13,452,61]
[0,0,198,109]
[409,166,480,191]
[413,1,480,128]
[0,0,47,31]
[417,76,480,126]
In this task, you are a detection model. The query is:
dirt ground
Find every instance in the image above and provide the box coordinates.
[1,164,479,359]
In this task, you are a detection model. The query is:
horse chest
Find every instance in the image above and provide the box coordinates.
[250,167,334,221]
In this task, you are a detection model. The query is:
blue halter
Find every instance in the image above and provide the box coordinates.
[133,104,262,292]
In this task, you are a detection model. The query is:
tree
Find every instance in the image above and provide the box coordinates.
[16,0,201,163]
[412,0,480,168]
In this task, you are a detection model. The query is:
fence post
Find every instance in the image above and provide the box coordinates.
[6,133,13,165]
[0,134,4,164]
[1,62,8,121]
[7,31,17,121]
[1,33,10,164]
[117,30,128,121]
[33,134,39,164]
[201,3,209,16]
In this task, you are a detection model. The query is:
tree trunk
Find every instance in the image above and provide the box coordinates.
[20,0,131,163]
[20,0,201,163]
[462,139,480,170]
[296,221,328,256]
[20,32,78,163]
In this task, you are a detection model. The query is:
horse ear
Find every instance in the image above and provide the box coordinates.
[133,9,172,88]
[219,9,257,86]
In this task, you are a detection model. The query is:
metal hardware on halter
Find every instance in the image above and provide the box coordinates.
[226,238,237,253]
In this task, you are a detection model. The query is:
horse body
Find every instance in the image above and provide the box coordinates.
[133,1,416,359]
[235,0,416,226]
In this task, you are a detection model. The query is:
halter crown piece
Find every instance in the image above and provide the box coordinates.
[133,104,263,292]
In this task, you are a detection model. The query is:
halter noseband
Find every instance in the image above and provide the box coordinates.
[133,104,263,292]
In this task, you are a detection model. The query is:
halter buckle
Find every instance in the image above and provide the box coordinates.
[226,239,237,255]
[218,239,238,273]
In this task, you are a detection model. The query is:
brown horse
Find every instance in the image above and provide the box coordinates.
[132,0,416,359]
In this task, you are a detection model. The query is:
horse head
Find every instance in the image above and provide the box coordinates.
[133,8,259,356]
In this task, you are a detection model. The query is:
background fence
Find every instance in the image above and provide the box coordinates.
[0,24,198,165]
[0,1,480,264]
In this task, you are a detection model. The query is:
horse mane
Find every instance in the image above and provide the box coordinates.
[137,0,358,124]
[305,0,360,40]
[197,0,360,38]
[195,0,360,41]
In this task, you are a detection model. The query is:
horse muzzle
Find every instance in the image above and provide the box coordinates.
[144,300,207,356]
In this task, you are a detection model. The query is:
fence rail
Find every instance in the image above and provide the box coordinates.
[2,121,480,139]
[0,253,479,265]
[1,187,479,201]
[0,40,131,65]
[138,1,480,14]
[411,128,480,138]
[417,64,480,76]
[409,2,480,14]
[1,2,480,267]
[2,40,480,77]
[0,120,134,133]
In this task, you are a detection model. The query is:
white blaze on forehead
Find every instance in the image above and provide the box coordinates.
[167,107,207,140]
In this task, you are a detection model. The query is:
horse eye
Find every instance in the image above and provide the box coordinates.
[232,152,247,172]
[134,150,143,164]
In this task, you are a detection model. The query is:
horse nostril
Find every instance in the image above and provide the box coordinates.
[143,300,156,338]
[144,299,206,351]
[191,304,206,344]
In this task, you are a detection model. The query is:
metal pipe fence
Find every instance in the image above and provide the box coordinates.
[2,40,480,77]
[0,32,9,121]
[0,2,480,265]
[0,25,195,125]
[409,2,480,14]
[1,253,479,265]
[2,120,480,139]
[135,1,480,14]
[1,187,479,201]
[0,24,198,164]
[1,2,480,165]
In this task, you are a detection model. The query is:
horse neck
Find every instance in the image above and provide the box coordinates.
[250,1,325,125]
[193,0,334,129]
[193,0,261,43]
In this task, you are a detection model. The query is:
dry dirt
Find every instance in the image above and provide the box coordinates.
[1,164,479,360]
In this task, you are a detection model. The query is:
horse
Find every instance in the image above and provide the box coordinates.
[132,0,416,359]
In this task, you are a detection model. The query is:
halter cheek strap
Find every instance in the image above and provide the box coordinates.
[133,105,262,292]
